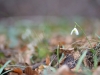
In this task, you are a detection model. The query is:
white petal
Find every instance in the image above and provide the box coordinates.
[74,28,79,35]
[70,29,74,35]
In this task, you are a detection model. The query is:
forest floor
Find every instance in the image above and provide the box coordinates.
[0,18,100,75]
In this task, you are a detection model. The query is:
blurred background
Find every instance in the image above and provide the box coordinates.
[0,0,100,48]
[0,0,100,18]
[0,0,100,32]
[0,0,100,64]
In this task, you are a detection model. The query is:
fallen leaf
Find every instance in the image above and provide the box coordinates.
[38,65,44,73]
[61,55,77,69]
[45,55,50,65]
[13,67,23,74]
[24,67,39,75]
[60,48,74,55]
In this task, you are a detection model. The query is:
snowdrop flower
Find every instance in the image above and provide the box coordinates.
[71,27,79,35]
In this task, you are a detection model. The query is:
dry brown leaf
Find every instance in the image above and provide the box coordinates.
[60,55,76,69]
[24,67,39,75]
[20,45,28,52]
[45,55,50,65]
[38,65,44,73]
[24,67,35,75]
[73,51,80,60]
[13,67,23,74]
[60,48,74,55]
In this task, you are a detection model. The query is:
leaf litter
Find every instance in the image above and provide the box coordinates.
[0,27,100,75]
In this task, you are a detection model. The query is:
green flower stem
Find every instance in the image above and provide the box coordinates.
[75,22,93,49]
[75,22,97,68]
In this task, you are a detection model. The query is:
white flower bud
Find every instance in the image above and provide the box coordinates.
[71,28,79,35]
